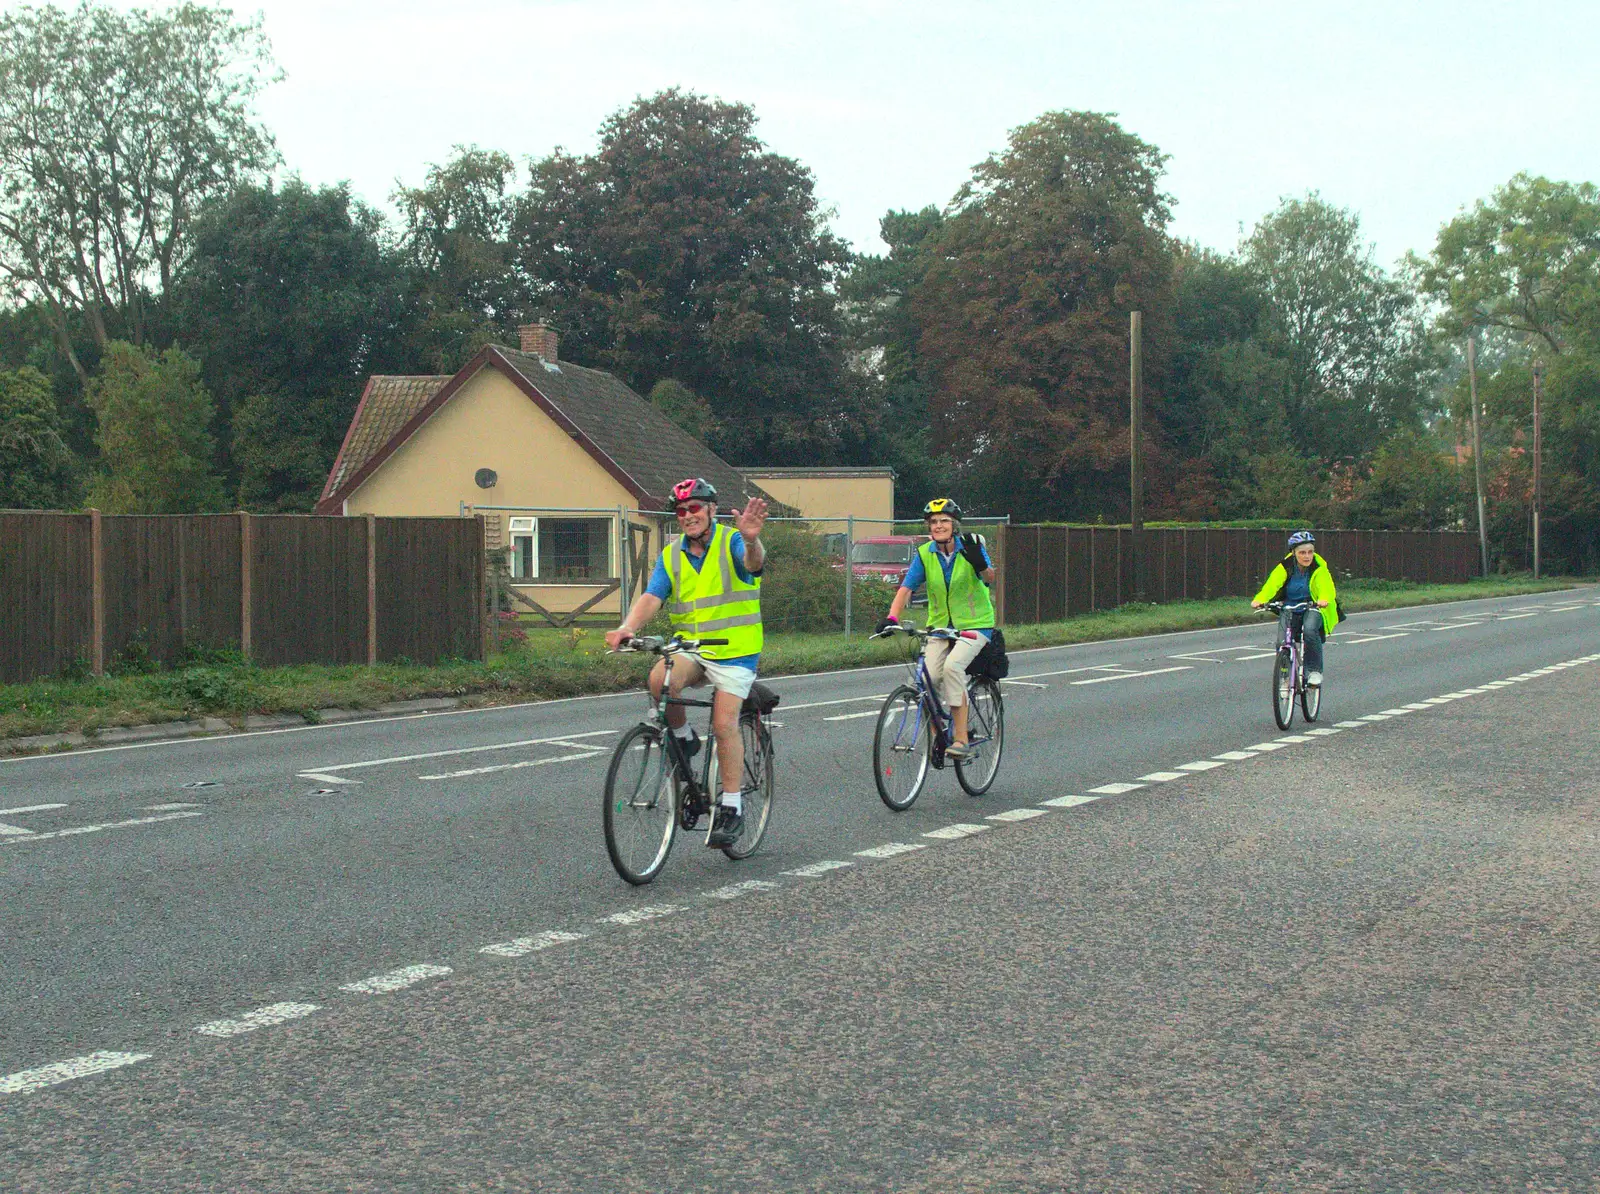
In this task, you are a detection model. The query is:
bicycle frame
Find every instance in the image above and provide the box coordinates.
[1272,601,1314,695]
[886,627,993,761]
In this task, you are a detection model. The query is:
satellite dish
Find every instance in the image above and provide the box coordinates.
[474,468,498,489]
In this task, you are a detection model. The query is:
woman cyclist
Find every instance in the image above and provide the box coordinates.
[1251,530,1341,686]
[876,498,996,759]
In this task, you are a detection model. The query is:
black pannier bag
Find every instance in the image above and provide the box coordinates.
[965,628,1010,679]
[743,680,781,716]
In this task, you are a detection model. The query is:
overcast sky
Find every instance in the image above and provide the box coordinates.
[47,0,1600,266]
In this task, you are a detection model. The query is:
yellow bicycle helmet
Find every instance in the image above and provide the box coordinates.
[922,497,964,521]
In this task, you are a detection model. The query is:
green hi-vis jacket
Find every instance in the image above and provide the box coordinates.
[919,538,996,631]
[1252,552,1343,633]
[661,522,762,659]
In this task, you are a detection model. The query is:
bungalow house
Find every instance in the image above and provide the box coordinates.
[315,324,763,617]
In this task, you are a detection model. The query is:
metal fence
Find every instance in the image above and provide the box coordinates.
[0,511,486,683]
[996,526,1480,625]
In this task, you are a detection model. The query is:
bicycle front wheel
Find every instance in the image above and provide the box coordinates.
[707,714,774,860]
[873,685,931,811]
[1301,675,1322,722]
[955,677,1005,796]
[1272,649,1295,731]
[603,723,678,885]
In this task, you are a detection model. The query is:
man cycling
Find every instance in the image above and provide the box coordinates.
[876,498,996,759]
[1251,530,1340,686]
[606,478,768,848]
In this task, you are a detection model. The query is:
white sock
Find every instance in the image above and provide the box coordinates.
[720,790,742,812]
[671,723,693,739]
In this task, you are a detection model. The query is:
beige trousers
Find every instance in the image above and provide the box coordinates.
[924,634,986,708]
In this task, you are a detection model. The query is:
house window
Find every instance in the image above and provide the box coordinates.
[508,517,536,579]
[539,519,611,581]
[505,516,612,582]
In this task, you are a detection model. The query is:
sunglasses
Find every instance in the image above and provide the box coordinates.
[675,502,708,518]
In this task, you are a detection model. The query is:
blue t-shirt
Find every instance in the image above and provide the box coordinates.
[647,530,761,670]
[1284,566,1313,605]
[901,534,994,638]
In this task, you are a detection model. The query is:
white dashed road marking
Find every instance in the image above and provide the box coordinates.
[1041,794,1101,808]
[1072,665,1192,686]
[420,749,606,780]
[924,823,990,839]
[480,930,588,958]
[1178,760,1227,771]
[2,809,204,845]
[194,1003,320,1038]
[822,710,882,722]
[1138,771,1186,782]
[704,880,779,900]
[855,842,928,858]
[784,859,855,877]
[0,1051,151,1094]
[599,905,685,926]
[1088,781,1146,794]
[987,807,1048,822]
[339,964,452,994]
[1213,751,1258,761]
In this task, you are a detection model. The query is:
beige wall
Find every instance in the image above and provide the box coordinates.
[743,473,894,529]
[346,365,638,616]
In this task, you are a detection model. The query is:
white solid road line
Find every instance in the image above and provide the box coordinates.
[299,730,619,779]
[419,749,606,780]
[0,1051,152,1094]
[781,695,882,712]
[194,1002,320,1038]
[2,808,204,845]
[1071,665,1192,686]
[480,930,589,958]
[823,710,882,722]
[338,964,453,994]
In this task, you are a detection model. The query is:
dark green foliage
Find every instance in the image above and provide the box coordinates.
[758,523,894,633]
[166,180,406,509]
[0,365,77,507]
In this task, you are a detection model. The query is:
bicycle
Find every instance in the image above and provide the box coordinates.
[602,635,776,885]
[867,624,1005,811]
[1264,600,1322,730]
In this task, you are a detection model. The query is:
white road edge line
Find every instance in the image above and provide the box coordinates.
[0,1051,152,1094]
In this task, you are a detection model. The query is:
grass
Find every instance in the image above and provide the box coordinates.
[0,574,1583,747]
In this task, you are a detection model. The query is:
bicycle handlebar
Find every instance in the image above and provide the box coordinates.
[613,634,729,655]
[869,624,978,642]
[1264,600,1314,614]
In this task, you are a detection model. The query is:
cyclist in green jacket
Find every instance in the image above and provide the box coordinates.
[1251,530,1340,686]
[877,498,996,759]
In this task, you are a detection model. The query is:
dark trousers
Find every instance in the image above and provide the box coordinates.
[1280,607,1325,673]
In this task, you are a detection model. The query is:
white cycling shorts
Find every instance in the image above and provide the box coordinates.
[684,657,758,701]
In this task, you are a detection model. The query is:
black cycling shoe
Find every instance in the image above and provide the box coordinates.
[674,729,702,758]
[707,804,744,848]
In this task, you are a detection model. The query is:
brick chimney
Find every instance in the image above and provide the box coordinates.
[518,322,559,361]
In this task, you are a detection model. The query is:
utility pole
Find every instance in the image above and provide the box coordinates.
[1129,310,1144,599]
[1467,337,1488,577]
[1531,359,1543,578]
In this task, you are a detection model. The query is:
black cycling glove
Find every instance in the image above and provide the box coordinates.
[874,615,899,635]
[959,534,989,577]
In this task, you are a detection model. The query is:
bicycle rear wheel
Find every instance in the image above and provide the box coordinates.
[873,685,931,811]
[1301,676,1322,722]
[603,723,678,885]
[1272,648,1295,731]
[955,677,1005,796]
[707,714,774,860]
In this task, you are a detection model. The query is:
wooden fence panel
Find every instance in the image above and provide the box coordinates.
[1036,526,1068,623]
[1089,529,1118,610]
[0,512,93,683]
[1066,528,1093,615]
[376,518,484,663]
[1004,525,1040,626]
[251,516,368,665]
[101,515,243,666]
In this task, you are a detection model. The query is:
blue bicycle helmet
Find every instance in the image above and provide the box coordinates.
[1286,530,1315,548]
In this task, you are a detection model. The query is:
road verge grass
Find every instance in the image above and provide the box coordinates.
[0,575,1582,747]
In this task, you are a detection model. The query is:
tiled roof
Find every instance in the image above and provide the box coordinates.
[494,348,763,511]
[321,375,451,500]
[316,348,769,514]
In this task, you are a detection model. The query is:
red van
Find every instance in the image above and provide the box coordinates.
[847,535,928,591]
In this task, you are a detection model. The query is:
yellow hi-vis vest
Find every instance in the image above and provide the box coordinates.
[662,523,763,659]
[920,537,995,630]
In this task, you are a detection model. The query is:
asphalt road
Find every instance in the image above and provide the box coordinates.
[2,587,1597,1189]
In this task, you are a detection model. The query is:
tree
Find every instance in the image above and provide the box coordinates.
[393,146,521,373]
[0,3,278,381]
[648,378,718,443]
[1421,174,1600,355]
[910,110,1175,520]
[166,180,406,509]
[82,341,223,513]
[1241,195,1434,464]
[515,89,855,463]
[0,364,76,507]
[1339,434,1468,530]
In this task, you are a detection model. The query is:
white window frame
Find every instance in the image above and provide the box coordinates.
[508,517,538,580]
[503,515,617,584]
